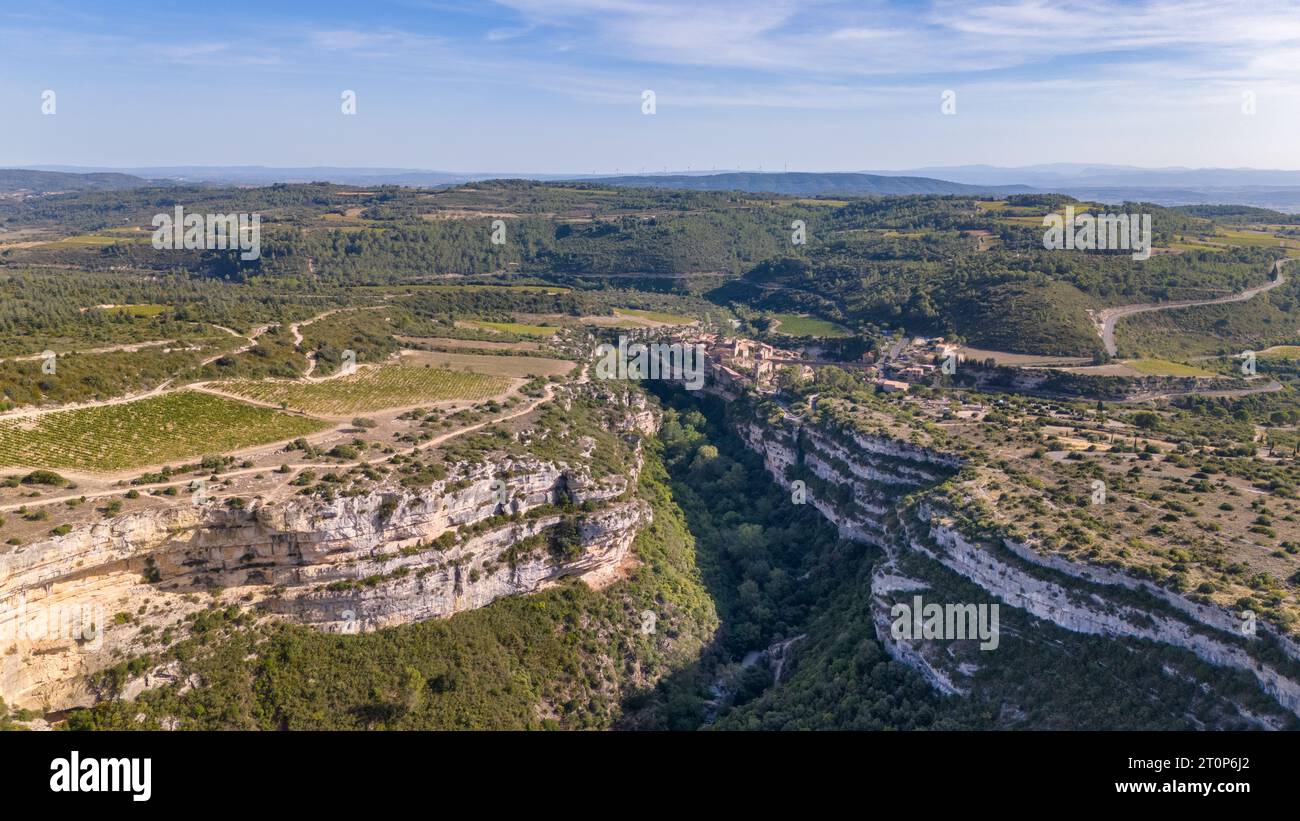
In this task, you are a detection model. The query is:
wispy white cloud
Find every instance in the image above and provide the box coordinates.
[485,25,534,41]
[485,0,1300,84]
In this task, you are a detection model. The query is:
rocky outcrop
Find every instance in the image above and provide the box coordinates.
[1,419,658,712]
[265,497,649,631]
[907,505,1300,722]
[735,414,950,548]
[729,399,1300,722]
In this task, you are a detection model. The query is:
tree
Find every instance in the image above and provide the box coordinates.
[814,365,852,392]
[400,666,426,715]
[775,365,805,392]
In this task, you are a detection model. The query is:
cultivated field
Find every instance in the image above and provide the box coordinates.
[1124,358,1218,377]
[88,303,169,317]
[464,320,560,338]
[398,350,575,378]
[769,313,852,338]
[1260,345,1300,359]
[216,364,513,415]
[1215,229,1300,257]
[613,307,695,325]
[395,335,543,352]
[0,391,327,472]
[958,346,1092,367]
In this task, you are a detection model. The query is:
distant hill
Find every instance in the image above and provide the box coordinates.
[869,165,1300,212]
[580,172,1032,197]
[1171,204,1300,223]
[26,165,481,188]
[873,164,1300,188]
[1057,185,1300,212]
[15,164,1300,211]
[0,168,159,195]
[22,167,1032,195]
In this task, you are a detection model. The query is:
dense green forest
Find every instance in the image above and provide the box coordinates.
[713,204,1280,356]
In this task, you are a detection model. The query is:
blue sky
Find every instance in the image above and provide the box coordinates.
[2,0,1299,171]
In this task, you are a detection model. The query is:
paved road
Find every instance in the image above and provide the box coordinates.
[1095,259,1290,357]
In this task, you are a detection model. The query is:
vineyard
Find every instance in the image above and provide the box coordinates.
[466,320,560,338]
[0,391,327,471]
[215,364,512,415]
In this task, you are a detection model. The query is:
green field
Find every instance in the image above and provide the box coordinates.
[217,364,512,415]
[92,304,169,318]
[358,284,571,295]
[614,308,695,325]
[1123,358,1217,377]
[769,313,852,338]
[467,320,560,338]
[1259,346,1300,359]
[41,234,124,248]
[1168,236,1228,253]
[1214,229,1300,257]
[0,391,327,471]
[43,229,152,248]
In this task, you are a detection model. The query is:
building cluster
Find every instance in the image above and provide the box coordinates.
[676,333,812,394]
[866,336,962,393]
[646,328,961,398]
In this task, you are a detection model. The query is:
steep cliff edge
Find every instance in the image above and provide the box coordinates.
[725,395,1300,723]
[0,387,659,712]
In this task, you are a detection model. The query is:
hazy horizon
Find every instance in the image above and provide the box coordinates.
[16,162,1300,175]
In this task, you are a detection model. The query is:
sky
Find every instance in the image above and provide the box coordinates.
[2,0,1299,172]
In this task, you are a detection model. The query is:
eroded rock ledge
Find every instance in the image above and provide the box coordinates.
[1,392,659,712]
[727,397,1300,722]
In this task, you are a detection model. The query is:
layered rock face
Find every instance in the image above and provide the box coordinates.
[1,442,654,712]
[735,412,957,547]
[905,505,1300,721]
[262,493,649,631]
[730,401,1300,722]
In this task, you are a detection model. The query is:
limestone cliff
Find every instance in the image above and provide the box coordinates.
[725,396,1300,723]
[0,397,658,712]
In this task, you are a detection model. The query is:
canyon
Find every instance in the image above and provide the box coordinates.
[724,392,1300,726]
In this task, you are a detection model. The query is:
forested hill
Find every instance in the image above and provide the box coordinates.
[0,169,158,195]
[581,172,1033,197]
[2,180,1290,359]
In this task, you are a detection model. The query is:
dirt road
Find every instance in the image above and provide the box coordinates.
[0,377,565,513]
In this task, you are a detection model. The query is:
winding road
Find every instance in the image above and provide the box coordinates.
[1094,259,1290,357]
